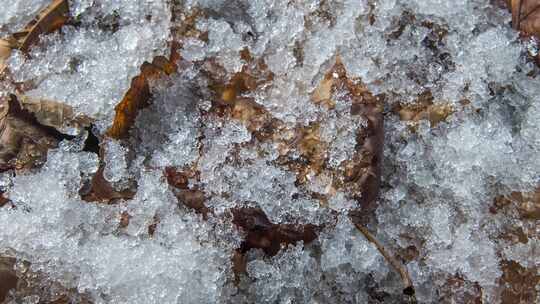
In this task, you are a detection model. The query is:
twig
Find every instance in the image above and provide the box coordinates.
[353,222,417,301]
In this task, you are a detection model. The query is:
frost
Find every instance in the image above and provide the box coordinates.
[1,0,539,303]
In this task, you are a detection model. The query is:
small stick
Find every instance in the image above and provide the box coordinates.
[353,222,417,300]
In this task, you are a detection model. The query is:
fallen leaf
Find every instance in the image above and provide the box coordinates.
[16,94,92,133]
[500,260,539,304]
[0,39,11,74]
[79,166,136,203]
[106,56,177,139]
[164,167,210,217]
[14,0,70,52]
[232,207,319,256]
[0,256,17,303]
[508,0,540,36]
[0,94,68,171]
[492,188,540,220]
[395,92,454,128]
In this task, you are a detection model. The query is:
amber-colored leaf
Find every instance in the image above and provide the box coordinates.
[0,39,12,74]
[395,92,454,128]
[106,56,177,139]
[509,0,540,37]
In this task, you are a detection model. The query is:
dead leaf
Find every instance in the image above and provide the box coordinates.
[79,166,136,203]
[0,95,62,171]
[438,275,482,304]
[500,260,539,304]
[0,39,12,74]
[14,0,70,53]
[492,189,540,220]
[232,207,319,256]
[395,92,454,128]
[0,256,17,303]
[106,56,177,139]
[164,167,210,217]
[16,94,92,133]
[508,0,540,35]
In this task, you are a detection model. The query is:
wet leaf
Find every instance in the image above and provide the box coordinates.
[106,56,177,139]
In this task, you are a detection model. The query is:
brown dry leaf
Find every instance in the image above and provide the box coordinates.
[0,0,69,76]
[79,166,136,203]
[508,0,540,36]
[0,95,63,171]
[0,39,12,75]
[16,94,92,132]
[232,207,319,256]
[0,94,91,172]
[500,260,539,304]
[0,256,17,303]
[106,56,177,139]
[14,0,70,52]
[438,275,482,304]
[164,167,210,217]
[492,188,540,220]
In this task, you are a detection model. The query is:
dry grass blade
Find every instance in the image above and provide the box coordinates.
[353,223,416,300]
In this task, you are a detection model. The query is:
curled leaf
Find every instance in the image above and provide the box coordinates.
[395,92,454,128]
[106,56,177,139]
[0,95,66,171]
[16,94,92,133]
